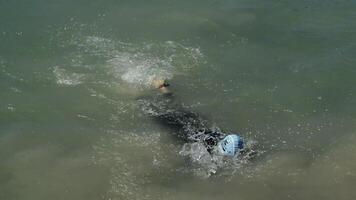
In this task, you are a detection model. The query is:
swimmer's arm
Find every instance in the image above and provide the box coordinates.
[151,79,172,94]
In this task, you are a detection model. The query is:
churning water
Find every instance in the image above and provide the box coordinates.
[1,0,356,199]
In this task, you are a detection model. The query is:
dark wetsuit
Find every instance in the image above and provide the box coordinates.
[138,92,226,153]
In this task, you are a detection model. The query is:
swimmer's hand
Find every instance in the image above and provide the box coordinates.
[151,79,165,89]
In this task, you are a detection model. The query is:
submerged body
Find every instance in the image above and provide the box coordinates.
[138,81,245,156]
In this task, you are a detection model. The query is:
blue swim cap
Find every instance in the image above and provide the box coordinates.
[217,134,244,156]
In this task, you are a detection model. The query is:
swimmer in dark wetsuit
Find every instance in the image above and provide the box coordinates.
[138,79,245,157]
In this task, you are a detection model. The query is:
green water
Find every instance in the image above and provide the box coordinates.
[1,0,356,199]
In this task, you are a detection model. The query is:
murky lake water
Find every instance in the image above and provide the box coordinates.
[1,0,356,199]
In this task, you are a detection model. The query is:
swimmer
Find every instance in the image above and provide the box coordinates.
[138,79,247,157]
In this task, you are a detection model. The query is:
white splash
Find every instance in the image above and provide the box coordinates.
[108,52,174,87]
[179,139,260,178]
[67,35,205,88]
[53,66,85,86]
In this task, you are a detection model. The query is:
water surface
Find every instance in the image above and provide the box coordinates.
[1,0,356,199]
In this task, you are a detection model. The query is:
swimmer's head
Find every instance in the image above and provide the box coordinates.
[217,134,244,156]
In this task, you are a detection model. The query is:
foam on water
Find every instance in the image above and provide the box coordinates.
[70,36,121,59]
[105,40,205,88]
[54,30,205,92]
[107,52,174,88]
[53,66,85,86]
[179,137,260,178]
